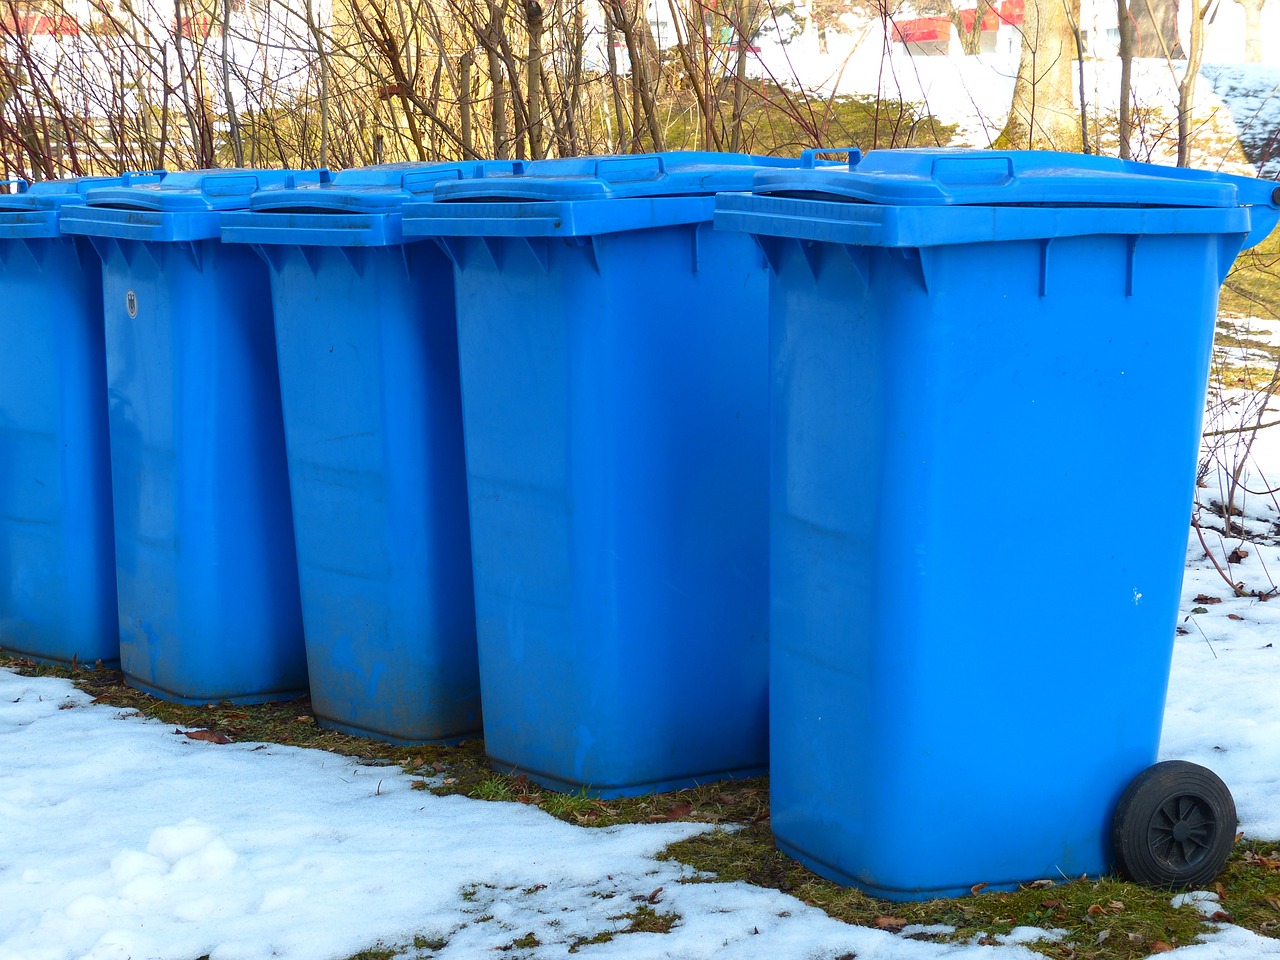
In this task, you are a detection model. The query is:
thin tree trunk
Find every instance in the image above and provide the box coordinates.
[1117,0,1133,158]
[665,0,722,150]
[304,0,330,168]
[729,0,748,152]
[460,50,475,158]
[221,0,244,166]
[525,0,545,159]
[1065,0,1089,152]
[1177,0,1213,166]
[484,19,508,157]
[604,12,626,151]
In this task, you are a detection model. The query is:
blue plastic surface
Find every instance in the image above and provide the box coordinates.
[402,152,795,796]
[433,151,802,201]
[65,169,319,704]
[0,173,163,239]
[61,169,331,242]
[716,148,1280,899]
[0,175,158,666]
[219,162,520,743]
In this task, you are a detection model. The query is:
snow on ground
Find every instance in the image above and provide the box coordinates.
[1,668,1059,960]
[1200,65,1280,179]
[4,343,1280,959]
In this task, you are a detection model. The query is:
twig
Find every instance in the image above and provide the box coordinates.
[1192,512,1248,597]
[1187,613,1218,660]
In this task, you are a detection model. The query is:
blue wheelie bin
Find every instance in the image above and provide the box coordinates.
[0,173,161,668]
[714,149,1280,899]
[402,152,803,797]
[59,169,327,704]
[219,161,517,743]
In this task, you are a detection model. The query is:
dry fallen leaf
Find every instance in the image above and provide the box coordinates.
[648,802,693,822]
[873,916,907,933]
[1151,941,1173,953]
[1194,594,1223,604]
[970,882,988,895]
[1228,613,1245,621]
[181,728,231,744]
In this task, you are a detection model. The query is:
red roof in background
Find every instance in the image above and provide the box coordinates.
[177,14,213,38]
[998,0,1025,24]
[1,13,80,35]
[958,6,1000,31]
[892,15,950,43]
[894,3,1021,45]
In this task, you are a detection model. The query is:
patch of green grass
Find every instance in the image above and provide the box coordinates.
[1217,842,1280,938]
[567,930,614,953]
[1220,232,1280,323]
[346,948,396,960]
[540,788,602,820]
[641,81,959,156]
[568,904,681,952]
[471,775,516,801]
[615,904,680,934]
[499,931,540,951]
[660,823,1279,958]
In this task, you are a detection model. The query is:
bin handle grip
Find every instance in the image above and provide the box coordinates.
[0,178,30,194]
[119,169,167,184]
[593,154,666,183]
[800,148,862,170]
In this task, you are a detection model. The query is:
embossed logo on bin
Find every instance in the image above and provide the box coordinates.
[126,290,138,319]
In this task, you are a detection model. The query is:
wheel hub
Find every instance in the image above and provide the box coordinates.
[1151,794,1212,868]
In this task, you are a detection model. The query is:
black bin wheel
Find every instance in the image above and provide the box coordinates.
[1111,760,1237,889]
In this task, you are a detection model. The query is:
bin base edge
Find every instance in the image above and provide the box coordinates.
[488,757,768,800]
[315,714,482,747]
[775,838,1082,902]
[1,645,119,671]
[124,674,309,707]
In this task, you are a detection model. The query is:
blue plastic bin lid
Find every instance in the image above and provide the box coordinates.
[243,160,524,214]
[432,152,802,202]
[724,147,1280,250]
[404,152,811,239]
[218,161,527,248]
[0,172,163,212]
[753,147,1277,210]
[0,172,167,239]
[61,168,331,242]
[84,168,331,212]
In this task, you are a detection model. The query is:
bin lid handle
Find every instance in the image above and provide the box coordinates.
[0,179,30,194]
[593,154,666,183]
[800,147,862,170]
